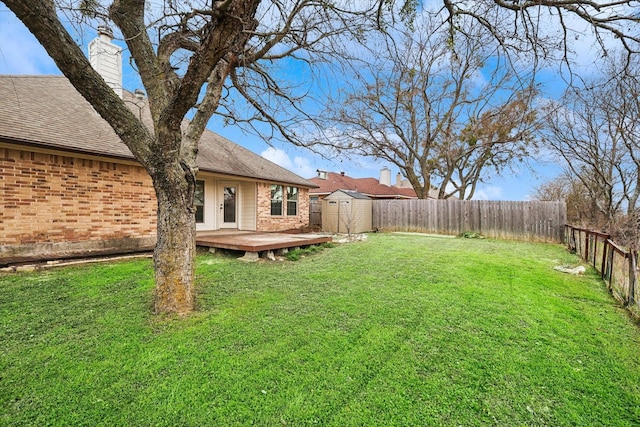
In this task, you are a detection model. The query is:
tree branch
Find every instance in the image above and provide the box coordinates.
[4,0,154,167]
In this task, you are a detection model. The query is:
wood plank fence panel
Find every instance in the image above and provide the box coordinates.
[309,201,322,228]
[373,200,566,243]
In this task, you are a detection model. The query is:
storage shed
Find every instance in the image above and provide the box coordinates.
[321,190,373,234]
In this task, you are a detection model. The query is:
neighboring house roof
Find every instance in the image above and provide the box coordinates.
[309,172,418,199]
[0,75,315,188]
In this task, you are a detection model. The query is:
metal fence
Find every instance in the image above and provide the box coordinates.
[372,199,566,243]
[565,225,639,317]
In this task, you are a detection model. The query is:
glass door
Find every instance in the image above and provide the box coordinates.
[221,185,237,228]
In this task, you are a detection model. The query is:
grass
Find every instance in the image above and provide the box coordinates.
[1,233,640,426]
[284,242,333,261]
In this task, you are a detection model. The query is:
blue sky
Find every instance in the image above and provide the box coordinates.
[0,4,568,200]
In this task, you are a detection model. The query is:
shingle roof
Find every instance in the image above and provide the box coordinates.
[0,75,315,188]
[309,172,418,199]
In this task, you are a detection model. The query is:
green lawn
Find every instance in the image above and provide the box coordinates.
[1,233,640,426]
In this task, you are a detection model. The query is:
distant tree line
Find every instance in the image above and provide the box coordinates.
[534,58,640,249]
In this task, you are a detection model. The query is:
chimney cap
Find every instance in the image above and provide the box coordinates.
[134,89,146,100]
[97,25,114,39]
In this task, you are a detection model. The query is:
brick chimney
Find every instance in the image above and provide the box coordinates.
[88,25,123,98]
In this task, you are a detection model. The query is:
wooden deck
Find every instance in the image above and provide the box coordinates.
[196,230,332,253]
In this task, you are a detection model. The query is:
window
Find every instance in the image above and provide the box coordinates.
[195,180,205,223]
[271,185,299,216]
[223,186,236,223]
[270,184,283,216]
[287,186,298,216]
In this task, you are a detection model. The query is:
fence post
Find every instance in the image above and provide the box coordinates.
[628,250,637,306]
[600,240,608,280]
[585,231,591,265]
[606,244,615,292]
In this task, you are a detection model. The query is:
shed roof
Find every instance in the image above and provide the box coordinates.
[0,75,315,188]
[325,189,372,200]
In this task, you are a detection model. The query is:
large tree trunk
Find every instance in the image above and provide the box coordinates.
[151,163,197,315]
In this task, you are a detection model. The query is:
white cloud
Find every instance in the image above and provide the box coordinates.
[261,147,316,178]
[473,186,504,200]
[261,146,291,167]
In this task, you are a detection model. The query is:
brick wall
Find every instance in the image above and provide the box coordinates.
[1,146,313,263]
[0,147,157,247]
[255,182,310,232]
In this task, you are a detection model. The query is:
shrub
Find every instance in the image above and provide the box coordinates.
[460,231,484,239]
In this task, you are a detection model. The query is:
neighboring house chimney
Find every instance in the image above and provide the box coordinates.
[379,167,391,186]
[395,172,402,187]
[88,25,123,99]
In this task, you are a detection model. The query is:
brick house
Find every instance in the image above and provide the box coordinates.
[0,33,315,264]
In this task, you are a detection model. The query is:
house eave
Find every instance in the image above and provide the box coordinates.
[198,168,318,189]
[0,138,318,188]
[0,136,136,164]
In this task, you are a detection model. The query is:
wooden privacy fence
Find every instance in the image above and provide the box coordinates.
[373,200,566,242]
[565,225,638,316]
[309,201,322,228]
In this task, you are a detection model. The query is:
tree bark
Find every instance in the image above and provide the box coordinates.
[150,160,196,315]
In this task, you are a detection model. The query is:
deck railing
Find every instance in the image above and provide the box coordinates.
[565,224,638,317]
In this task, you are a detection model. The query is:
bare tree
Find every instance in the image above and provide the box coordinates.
[441,88,539,199]
[1,0,386,314]
[543,57,640,236]
[339,199,366,236]
[441,0,640,71]
[533,172,604,227]
[326,20,539,199]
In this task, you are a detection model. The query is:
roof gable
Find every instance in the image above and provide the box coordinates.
[325,189,371,200]
[0,75,314,188]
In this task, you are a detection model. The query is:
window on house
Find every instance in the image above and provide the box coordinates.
[195,180,205,223]
[271,184,283,216]
[287,186,298,216]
